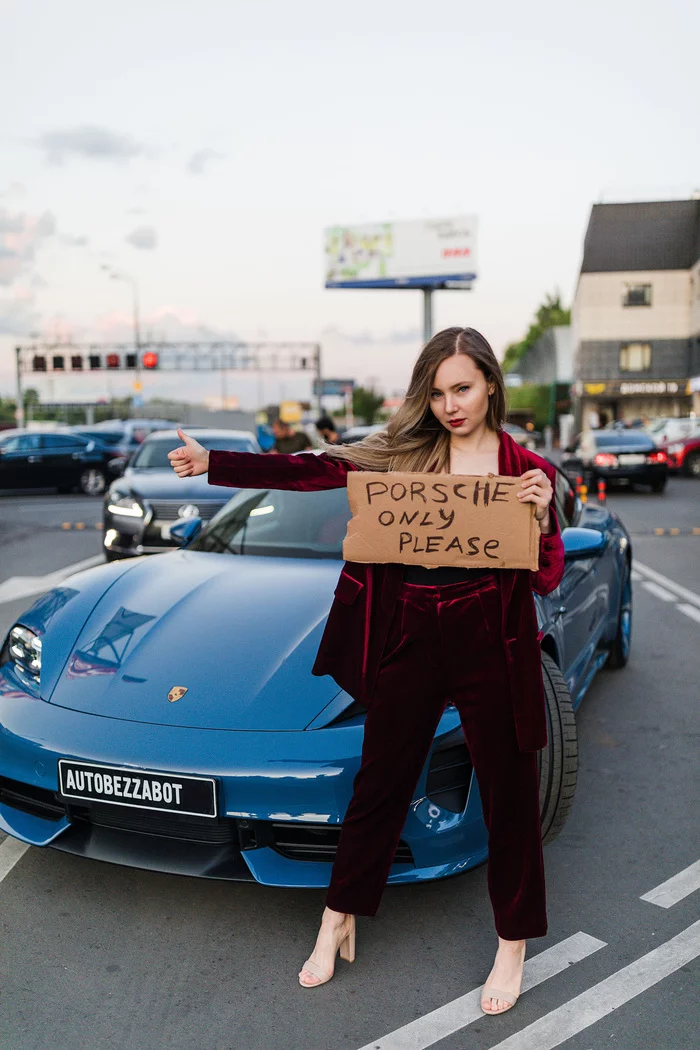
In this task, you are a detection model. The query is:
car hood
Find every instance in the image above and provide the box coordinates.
[46,551,344,731]
[121,469,238,500]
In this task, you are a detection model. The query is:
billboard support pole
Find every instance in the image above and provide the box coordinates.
[423,289,433,343]
[314,343,323,414]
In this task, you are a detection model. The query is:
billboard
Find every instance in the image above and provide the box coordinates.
[324,215,477,289]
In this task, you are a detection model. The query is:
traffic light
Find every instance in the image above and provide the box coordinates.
[106,353,120,369]
[142,351,159,369]
[32,355,47,372]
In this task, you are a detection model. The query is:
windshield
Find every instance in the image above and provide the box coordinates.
[594,432,653,448]
[131,436,254,469]
[190,486,351,560]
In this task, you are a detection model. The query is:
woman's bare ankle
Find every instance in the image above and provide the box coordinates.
[322,906,349,927]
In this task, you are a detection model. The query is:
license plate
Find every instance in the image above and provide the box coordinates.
[58,759,217,817]
[618,454,646,465]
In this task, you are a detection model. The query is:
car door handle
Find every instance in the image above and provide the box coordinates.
[71,452,81,459]
[27,455,42,463]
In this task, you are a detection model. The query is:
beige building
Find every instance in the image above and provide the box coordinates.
[572,199,700,426]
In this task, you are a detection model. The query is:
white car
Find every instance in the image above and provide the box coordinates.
[647,417,700,446]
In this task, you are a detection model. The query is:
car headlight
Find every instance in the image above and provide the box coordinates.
[107,494,145,517]
[7,625,42,678]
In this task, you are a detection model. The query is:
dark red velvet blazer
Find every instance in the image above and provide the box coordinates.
[208,428,565,752]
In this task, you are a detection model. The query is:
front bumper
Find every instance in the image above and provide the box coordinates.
[0,683,487,887]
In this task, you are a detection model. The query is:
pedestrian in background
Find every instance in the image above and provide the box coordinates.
[315,415,342,444]
[270,417,312,454]
[168,327,564,1015]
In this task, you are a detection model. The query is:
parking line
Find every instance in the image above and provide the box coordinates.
[634,561,700,611]
[640,581,676,602]
[677,603,700,625]
[354,932,606,1050]
[0,553,104,605]
[640,859,700,909]
[0,835,30,883]
[485,920,700,1050]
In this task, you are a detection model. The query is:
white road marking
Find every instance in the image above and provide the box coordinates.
[640,859,700,909]
[641,580,676,602]
[354,932,606,1050]
[634,561,700,611]
[0,554,103,605]
[0,835,30,883]
[631,569,642,582]
[485,920,700,1050]
[677,603,700,625]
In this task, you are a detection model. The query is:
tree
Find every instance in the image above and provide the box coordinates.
[501,292,571,375]
[352,386,385,425]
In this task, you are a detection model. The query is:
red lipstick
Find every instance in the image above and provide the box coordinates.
[448,418,466,427]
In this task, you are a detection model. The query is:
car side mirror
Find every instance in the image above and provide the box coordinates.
[169,517,202,547]
[562,526,606,560]
[108,457,126,476]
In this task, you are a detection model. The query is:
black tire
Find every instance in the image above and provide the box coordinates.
[684,451,700,479]
[651,478,666,493]
[537,652,578,844]
[607,558,632,669]
[79,468,106,496]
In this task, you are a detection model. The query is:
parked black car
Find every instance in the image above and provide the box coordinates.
[0,428,123,495]
[561,430,668,493]
[103,428,260,559]
[70,418,182,466]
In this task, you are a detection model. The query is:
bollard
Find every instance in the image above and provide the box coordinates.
[597,479,606,503]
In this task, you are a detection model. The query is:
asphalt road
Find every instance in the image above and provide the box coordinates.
[1,479,699,1050]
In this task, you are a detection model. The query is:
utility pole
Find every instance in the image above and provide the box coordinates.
[15,346,24,429]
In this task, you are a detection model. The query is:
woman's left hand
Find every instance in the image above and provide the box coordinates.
[517,468,554,534]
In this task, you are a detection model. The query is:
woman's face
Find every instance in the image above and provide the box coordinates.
[429,353,495,437]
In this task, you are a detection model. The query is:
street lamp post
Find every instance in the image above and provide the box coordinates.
[102,266,142,409]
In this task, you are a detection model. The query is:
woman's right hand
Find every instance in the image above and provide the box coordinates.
[168,428,210,477]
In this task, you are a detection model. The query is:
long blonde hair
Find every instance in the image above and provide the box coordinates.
[325,326,507,473]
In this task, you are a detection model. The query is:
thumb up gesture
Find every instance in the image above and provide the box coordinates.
[168,428,210,478]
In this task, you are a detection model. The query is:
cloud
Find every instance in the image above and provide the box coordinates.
[125,225,158,250]
[321,325,421,346]
[186,148,224,175]
[38,125,144,165]
[59,233,89,247]
[0,292,40,335]
[0,207,56,285]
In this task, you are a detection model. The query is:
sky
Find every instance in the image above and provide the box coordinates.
[1,0,698,410]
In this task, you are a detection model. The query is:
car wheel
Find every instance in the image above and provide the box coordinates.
[650,478,666,493]
[607,558,632,669]
[79,468,106,496]
[537,652,578,844]
[684,451,700,478]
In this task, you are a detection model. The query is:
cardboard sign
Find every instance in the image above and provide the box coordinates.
[343,472,539,570]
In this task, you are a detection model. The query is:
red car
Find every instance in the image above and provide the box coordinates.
[663,435,700,477]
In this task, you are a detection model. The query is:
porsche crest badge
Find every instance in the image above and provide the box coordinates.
[167,686,188,703]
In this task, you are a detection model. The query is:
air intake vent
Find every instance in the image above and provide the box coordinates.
[426,732,473,813]
[0,776,66,821]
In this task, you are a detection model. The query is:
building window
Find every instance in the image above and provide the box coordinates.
[619,343,652,371]
[622,283,652,307]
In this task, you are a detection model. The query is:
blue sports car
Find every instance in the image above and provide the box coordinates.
[0,465,631,888]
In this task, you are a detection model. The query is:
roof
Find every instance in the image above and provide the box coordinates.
[143,428,255,441]
[580,199,700,273]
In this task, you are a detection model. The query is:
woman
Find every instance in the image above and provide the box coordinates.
[167,327,564,1014]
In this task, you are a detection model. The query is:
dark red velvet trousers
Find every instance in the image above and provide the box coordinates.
[324,573,548,940]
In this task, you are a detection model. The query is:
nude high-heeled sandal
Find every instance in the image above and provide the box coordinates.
[298,915,356,988]
[480,985,519,1014]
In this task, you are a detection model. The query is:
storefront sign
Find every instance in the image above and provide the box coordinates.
[582,379,686,397]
